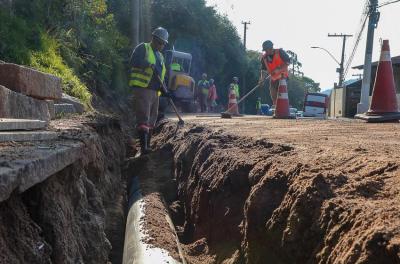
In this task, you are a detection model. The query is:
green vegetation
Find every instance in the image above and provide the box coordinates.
[0,0,320,113]
[0,0,130,108]
[151,0,247,106]
[151,0,320,113]
[30,34,92,107]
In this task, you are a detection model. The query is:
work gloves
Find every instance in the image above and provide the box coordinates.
[161,89,172,98]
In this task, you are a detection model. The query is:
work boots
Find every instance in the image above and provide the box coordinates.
[139,131,151,155]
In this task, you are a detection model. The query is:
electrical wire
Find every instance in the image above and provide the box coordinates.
[378,0,400,8]
[343,0,370,79]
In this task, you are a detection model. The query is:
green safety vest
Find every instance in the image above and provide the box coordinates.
[129,43,166,91]
[171,63,182,71]
[198,80,209,95]
[233,84,240,98]
[256,100,261,109]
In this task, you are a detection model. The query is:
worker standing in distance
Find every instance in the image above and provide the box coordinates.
[232,77,240,99]
[259,40,291,105]
[197,73,210,112]
[256,97,262,115]
[207,78,218,112]
[129,27,170,155]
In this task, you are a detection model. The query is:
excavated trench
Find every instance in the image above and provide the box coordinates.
[124,120,400,264]
[2,116,399,264]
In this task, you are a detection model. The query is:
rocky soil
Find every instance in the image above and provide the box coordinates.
[0,115,127,264]
[149,117,400,264]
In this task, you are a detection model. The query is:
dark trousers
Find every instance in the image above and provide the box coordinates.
[199,93,208,112]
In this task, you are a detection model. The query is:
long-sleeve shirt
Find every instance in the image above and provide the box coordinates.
[129,43,164,91]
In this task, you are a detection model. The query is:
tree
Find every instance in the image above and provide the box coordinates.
[151,0,247,107]
[287,50,303,77]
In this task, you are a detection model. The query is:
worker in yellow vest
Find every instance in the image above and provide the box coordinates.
[232,77,240,99]
[171,62,182,72]
[197,73,210,113]
[129,27,169,155]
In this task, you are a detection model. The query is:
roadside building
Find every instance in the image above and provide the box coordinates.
[329,55,400,118]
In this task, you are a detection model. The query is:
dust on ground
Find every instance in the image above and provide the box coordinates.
[151,115,400,263]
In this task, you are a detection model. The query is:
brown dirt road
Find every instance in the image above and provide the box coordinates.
[153,115,400,264]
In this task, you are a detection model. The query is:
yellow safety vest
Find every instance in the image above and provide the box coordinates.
[129,43,166,91]
[171,63,182,72]
[233,84,240,98]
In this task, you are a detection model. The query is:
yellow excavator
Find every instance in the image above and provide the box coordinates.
[165,50,196,112]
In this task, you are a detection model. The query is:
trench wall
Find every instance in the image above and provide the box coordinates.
[154,122,400,264]
[0,118,127,264]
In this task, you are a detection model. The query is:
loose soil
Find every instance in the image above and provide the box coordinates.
[0,114,127,264]
[145,115,400,264]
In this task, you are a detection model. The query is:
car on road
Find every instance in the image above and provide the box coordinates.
[296,111,304,118]
[290,108,297,118]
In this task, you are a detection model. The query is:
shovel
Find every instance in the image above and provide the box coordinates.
[155,74,185,126]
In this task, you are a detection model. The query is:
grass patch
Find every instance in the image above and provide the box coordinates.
[30,34,92,109]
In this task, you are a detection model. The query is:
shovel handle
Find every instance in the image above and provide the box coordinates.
[155,74,185,124]
[225,75,270,113]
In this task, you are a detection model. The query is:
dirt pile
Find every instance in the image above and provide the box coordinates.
[0,115,127,264]
[152,121,400,264]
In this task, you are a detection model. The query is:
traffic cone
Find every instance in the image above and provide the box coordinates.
[274,78,291,118]
[356,40,400,122]
[227,87,240,115]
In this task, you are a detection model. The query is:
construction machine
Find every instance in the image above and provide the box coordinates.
[165,50,196,112]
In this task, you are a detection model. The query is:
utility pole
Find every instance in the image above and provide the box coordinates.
[241,21,250,113]
[328,33,353,87]
[358,0,379,114]
[132,0,140,47]
[241,21,251,49]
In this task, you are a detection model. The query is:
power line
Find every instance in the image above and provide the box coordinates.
[378,0,400,8]
[342,0,370,79]
[343,12,369,79]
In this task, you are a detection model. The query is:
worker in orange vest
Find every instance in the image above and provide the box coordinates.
[259,40,291,105]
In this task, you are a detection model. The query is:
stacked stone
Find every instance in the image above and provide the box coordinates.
[0,63,62,121]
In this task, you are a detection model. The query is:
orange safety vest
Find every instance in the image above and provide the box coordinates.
[262,49,289,81]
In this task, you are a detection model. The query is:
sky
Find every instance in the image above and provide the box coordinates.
[205,0,400,89]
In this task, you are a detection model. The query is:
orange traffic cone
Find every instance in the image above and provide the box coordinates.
[274,78,291,118]
[356,40,400,122]
[227,87,240,115]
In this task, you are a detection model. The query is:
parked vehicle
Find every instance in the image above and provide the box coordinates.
[296,111,304,118]
[303,92,329,117]
[289,107,297,118]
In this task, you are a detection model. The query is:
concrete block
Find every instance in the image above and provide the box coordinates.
[0,119,47,131]
[0,63,62,100]
[0,85,50,121]
[46,100,55,120]
[57,93,85,114]
[55,103,76,115]
[0,141,84,202]
[0,131,57,142]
